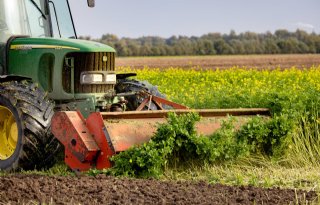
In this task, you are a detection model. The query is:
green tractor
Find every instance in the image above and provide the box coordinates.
[0,0,163,171]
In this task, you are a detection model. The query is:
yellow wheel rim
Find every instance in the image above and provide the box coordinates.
[0,105,18,160]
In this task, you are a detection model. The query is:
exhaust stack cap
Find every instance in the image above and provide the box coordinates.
[87,0,95,7]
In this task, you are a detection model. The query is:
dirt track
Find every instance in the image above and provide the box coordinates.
[116,54,320,70]
[0,175,317,205]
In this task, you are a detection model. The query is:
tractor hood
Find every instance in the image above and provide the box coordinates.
[10,37,116,53]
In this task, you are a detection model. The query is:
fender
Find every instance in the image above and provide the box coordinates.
[116,73,137,80]
[2,36,29,75]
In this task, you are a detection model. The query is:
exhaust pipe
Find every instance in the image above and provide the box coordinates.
[87,0,95,7]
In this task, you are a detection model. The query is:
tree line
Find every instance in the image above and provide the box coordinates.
[80,29,320,56]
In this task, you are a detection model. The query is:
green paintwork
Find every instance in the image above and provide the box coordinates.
[6,37,117,117]
[10,38,116,52]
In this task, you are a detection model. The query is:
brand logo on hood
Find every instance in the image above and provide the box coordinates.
[10,44,80,50]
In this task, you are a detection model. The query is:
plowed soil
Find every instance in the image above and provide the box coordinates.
[0,175,317,205]
[116,54,320,69]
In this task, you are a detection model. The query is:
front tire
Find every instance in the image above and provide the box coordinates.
[0,81,59,171]
[115,79,167,111]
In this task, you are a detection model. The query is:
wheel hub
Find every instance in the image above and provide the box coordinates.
[0,105,18,160]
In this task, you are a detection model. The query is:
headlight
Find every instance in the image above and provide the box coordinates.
[106,73,117,83]
[80,71,117,85]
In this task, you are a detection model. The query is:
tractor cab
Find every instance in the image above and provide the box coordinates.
[0,0,82,75]
[0,0,92,42]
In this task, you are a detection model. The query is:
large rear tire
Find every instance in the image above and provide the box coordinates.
[115,79,166,111]
[0,81,59,171]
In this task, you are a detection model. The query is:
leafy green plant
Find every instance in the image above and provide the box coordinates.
[109,114,254,178]
[236,115,293,157]
[202,117,248,162]
[109,113,201,178]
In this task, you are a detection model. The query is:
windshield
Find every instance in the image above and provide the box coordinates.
[0,0,51,42]
[49,0,76,38]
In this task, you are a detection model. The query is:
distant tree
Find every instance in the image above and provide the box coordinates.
[275,29,291,39]
[115,41,129,56]
[139,45,152,56]
[151,47,161,56]
[127,41,140,56]
[228,30,237,40]
[99,34,119,48]
[202,32,222,40]
[315,35,320,53]
[277,38,303,53]
[79,35,92,40]
[214,39,233,55]
[241,32,259,41]
[101,34,119,42]
[229,39,245,54]
[166,36,178,46]
[93,30,320,56]
[264,39,280,54]
[195,39,215,55]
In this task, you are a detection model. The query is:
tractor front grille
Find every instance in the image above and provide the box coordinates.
[63,52,115,93]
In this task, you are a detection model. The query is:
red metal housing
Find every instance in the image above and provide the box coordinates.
[51,108,269,171]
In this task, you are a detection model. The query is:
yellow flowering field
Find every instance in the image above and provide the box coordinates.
[119,66,320,112]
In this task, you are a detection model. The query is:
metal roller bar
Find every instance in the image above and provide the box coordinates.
[100,108,270,120]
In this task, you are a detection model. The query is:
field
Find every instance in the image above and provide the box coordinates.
[116,54,320,70]
[0,175,317,204]
[2,54,320,204]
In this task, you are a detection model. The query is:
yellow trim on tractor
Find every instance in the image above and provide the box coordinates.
[10,44,80,50]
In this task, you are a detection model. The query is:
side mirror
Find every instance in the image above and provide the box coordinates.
[87,0,95,7]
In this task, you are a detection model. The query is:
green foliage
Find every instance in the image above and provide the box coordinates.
[110,113,288,178]
[236,115,293,157]
[204,118,248,162]
[108,141,164,177]
[109,113,202,177]
[109,113,201,178]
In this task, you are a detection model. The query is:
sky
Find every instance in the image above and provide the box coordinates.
[68,0,320,38]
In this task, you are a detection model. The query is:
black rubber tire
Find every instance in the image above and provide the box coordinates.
[115,79,167,111]
[0,80,60,171]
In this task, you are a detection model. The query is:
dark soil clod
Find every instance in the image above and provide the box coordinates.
[0,175,317,205]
